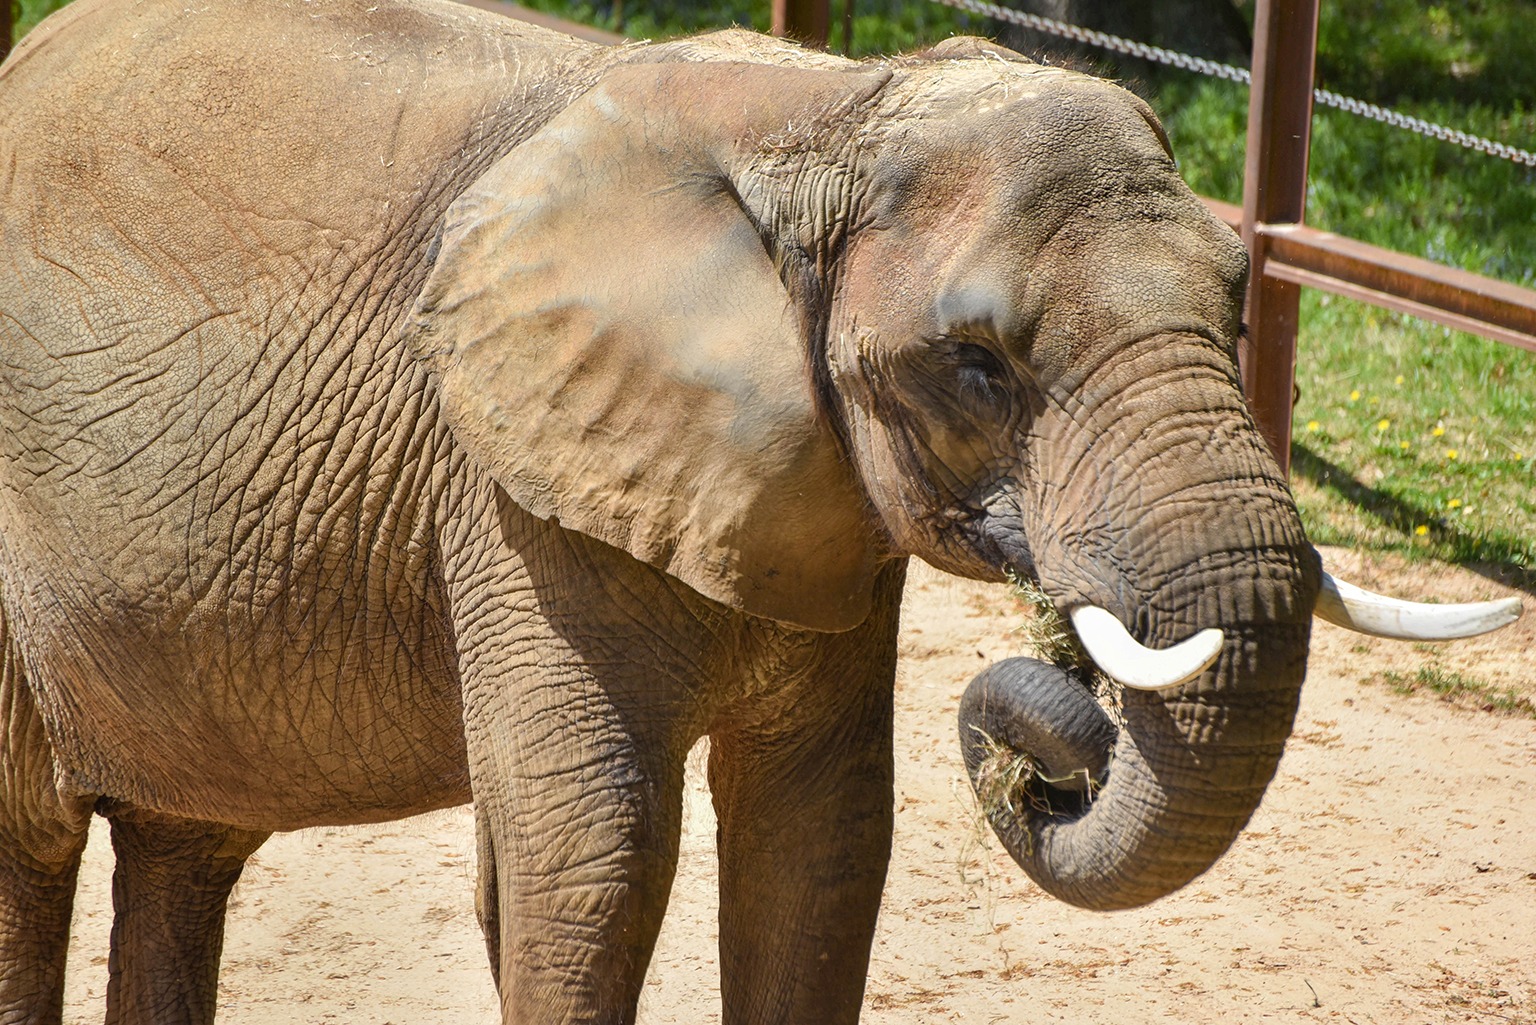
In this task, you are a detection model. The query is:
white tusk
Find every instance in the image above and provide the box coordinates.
[1069,606,1225,692]
[1314,572,1523,640]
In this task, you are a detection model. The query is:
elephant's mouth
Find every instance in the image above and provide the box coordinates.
[912,483,1035,585]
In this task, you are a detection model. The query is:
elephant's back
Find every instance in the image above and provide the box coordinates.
[0,0,599,399]
[0,0,597,233]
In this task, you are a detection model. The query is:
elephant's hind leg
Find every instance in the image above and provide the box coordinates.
[0,618,92,1025]
[0,830,85,1025]
[99,807,267,1025]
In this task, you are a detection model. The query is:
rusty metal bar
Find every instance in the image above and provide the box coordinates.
[1262,224,1536,353]
[1205,196,1536,354]
[772,0,830,47]
[1239,0,1320,475]
[1202,196,1244,231]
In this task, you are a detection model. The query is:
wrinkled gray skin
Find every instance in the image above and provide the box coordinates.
[0,1,1319,1022]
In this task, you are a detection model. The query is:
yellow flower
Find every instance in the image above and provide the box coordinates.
[1432,425,1445,437]
[1399,441,1411,451]
[1376,418,1390,431]
[1349,389,1361,402]
[1414,525,1429,536]
[1306,420,1321,433]
[1395,374,1405,385]
[1447,498,1462,510]
[1446,449,1459,460]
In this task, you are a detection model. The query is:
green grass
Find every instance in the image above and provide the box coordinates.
[1286,306,1536,579]
[12,0,65,40]
[1152,2,1536,586]
[1371,666,1536,719]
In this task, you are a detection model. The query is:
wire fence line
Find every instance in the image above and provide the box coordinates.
[931,0,1536,169]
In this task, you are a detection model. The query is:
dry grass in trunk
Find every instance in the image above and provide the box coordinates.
[965,577,1122,864]
[970,729,1039,816]
[1007,573,1122,727]
[968,728,1041,857]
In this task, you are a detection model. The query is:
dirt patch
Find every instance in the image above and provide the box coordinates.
[62,551,1536,1023]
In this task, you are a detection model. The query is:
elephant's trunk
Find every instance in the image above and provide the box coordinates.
[960,336,1321,909]
[960,617,1310,910]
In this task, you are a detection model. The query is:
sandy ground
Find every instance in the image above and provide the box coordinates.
[61,549,1536,1024]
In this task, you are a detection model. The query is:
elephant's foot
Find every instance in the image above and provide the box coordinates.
[100,807,268,1025]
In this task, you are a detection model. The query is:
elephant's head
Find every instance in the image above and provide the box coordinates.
[818,52,1324,910]
[404,41,1520,910]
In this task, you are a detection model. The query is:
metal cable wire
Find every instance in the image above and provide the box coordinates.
[933,0,1536,168]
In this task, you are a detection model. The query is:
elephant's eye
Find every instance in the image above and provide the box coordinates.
[951,340,1010,409]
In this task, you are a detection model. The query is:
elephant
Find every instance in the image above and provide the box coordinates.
[0,0,1520,1022]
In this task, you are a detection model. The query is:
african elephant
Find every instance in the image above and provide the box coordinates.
[0,0,1519,1022]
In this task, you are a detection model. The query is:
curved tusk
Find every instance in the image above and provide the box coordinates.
[1315,572,1523,640]
[1068,606,1225,692]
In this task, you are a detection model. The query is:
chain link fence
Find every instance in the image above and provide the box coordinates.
[933,0,1536,169]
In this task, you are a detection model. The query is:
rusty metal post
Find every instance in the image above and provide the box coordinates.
[772,0,830,48]
[1239,0,1320,476]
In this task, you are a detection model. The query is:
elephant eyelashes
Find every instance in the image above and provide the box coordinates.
[950,341,1011,410]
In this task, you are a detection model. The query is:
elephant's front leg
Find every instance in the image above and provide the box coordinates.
[709,561,906,1025]
[447,490,715,1024]
[466,674,689,1023]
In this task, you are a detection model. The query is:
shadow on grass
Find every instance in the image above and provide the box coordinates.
[1291,442,1536,600]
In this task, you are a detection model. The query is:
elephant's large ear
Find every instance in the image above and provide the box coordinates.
[404,62,890,631]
